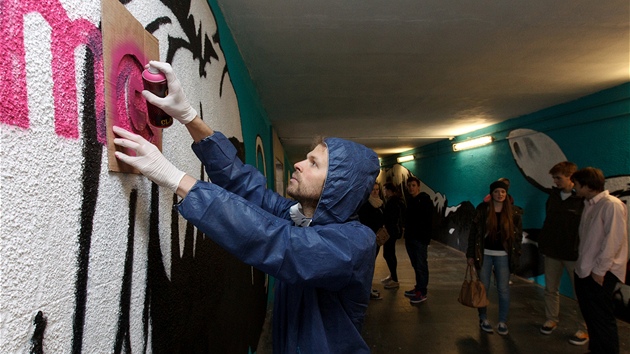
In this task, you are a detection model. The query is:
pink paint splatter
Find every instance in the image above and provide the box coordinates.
[0,0,105,143]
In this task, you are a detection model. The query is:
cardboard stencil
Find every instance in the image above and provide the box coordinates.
[102,0,161,173]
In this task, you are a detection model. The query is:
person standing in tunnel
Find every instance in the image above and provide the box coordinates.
[358,182,385,300]
[112,61,381,353]
[537,161,588,345]
[380,182,406,290]
[403,176,434,304]
[467,180,523,336]
[571,167,628,354]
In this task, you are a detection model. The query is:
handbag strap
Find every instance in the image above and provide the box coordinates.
[465,264,479,281]
[464,264,472,281]
[468,264,480,281]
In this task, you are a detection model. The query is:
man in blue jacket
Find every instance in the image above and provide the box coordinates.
[113,61,380,353]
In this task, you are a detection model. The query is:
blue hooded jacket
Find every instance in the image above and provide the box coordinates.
[178,132,380,353]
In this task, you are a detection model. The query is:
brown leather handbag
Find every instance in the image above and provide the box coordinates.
[458,265,489,308]
[375,226,390,246]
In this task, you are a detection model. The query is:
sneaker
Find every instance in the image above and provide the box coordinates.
[404,288,416,297]
[479,320,494,333]
[384,281,400,289]
[370,291,382,300]
[540,320,557,335]
[371,289,379,294]
[497,322,509,335]
[380,275,392,284]
[568,330,589,346]
[409,291,427,304]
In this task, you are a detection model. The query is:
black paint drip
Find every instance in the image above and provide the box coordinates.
[30,311,46,354]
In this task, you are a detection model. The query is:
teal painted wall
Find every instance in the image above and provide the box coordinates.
[388,83,629,229]
[207,0,276,187]
[205,2,286,351]
[382,83,630,300]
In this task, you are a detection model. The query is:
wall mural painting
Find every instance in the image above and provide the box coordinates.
[0,0,106,141]
[508,129,630,321]
[377,163,455,251]
[2,0,265,352]
[73,48,105,354]
[114,0,267,348]
[255,135,267,177]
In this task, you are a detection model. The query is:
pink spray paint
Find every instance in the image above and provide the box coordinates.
[0,0,106,144]
[109,43,161,145]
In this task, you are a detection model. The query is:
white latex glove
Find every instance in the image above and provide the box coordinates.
[142,61,198,124]
[113,126,186,192]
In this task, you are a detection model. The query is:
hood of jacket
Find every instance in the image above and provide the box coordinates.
[311,137,380,225]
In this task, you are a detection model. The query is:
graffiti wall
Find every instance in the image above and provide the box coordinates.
[1,0,272,352]
[381,83,630,321]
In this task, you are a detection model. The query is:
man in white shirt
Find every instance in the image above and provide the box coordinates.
[572,167,628,354]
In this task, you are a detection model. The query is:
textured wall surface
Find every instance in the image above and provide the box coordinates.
[1,0,269,352]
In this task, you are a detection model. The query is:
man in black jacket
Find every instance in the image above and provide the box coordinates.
[538,162,588,346]
[403,177,434,304]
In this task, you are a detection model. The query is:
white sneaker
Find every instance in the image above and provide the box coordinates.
[380,275,392,284]
[479,319,493,333]
[497,322,509,335]
[370,290,382,300]
[384,281,400,289]
[569,330,589,345]
[540,320,557,335]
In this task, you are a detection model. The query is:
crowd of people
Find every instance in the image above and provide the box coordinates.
[361,163,627,354]
[114,61,627,353]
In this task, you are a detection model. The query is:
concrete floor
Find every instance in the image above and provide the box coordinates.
[362,240,630,354]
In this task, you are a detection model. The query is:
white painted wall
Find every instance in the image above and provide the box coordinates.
[1,0,241,352]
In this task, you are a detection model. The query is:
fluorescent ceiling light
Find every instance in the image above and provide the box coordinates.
[452,136,494,151]
[396,155,415,163]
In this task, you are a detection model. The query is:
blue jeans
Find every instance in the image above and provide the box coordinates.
[477,254,510,323]
[405,239,428,294]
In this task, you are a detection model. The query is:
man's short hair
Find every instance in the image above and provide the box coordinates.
[571,167,605,192]
[407,176,420,186]
[549,161,577,176]
[311,136,326,149]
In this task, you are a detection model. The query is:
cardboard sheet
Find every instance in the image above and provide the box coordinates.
[102,0,161,173]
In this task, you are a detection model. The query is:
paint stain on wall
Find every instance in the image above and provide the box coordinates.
[102,0,161,172]
[115,53,155,142]
[0,0,105,141]
[72,48,103,354]
[30,311,46,354]
[3,0,264,352]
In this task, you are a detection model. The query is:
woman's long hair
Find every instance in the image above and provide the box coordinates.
[485,198,515,241]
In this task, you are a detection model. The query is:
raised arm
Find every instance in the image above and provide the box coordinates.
[142,61,214,143]
[122,61,292,212]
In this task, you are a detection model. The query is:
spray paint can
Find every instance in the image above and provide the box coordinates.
[142,67,173,128]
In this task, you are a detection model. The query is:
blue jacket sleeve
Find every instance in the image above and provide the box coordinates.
[191,132,295,218]
[178,182,375,291]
